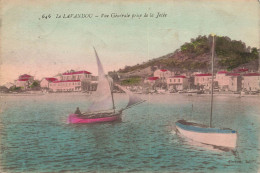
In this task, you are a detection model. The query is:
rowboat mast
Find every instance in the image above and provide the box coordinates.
[175,34,237,149]
[210,34,215,128]
[110,83,116,113]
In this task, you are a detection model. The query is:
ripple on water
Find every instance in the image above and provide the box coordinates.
[0,94,259,172]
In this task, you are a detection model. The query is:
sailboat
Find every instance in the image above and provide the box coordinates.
[68,48,145,124]
[175,34,237,149]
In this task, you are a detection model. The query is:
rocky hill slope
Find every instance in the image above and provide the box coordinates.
[117,35,259,75]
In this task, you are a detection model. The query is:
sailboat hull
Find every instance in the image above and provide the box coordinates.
[68,113,121,124]
[175,120,237,148]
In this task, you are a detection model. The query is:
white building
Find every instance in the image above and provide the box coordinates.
[194,73,212,90]
[153,69,174,83]
[48,70,92,92]
[243,73,260,91]
[15,74,34,90]
[49,80,82,92]
[226,73,242,92]
[216,71,229,90]
[144,77,159,85]
[167,75,189,91]
[61,71,92,81]
[40,78,58,89]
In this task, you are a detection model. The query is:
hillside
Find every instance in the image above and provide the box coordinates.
[118,35,259,74]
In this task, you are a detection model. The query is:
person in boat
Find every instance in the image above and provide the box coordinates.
[74,107,82,115]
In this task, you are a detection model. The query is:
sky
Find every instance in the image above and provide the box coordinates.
[0,0,259,85]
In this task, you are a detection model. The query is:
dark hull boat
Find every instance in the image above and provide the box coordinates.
[68,111,122,124]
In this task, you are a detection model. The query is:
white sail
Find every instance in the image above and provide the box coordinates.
[107,75,114,90]
[86,48,114,113]
[116,84,144,109]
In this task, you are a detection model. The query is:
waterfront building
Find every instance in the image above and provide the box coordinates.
[226,73,242,92]
[48,70,92,92]
[15,74,34,90]
[143,77,159,91]
[49,80,82,92]
[242,73,260,91]
[167,75,189,91]
[60,71,91,81]
[90,76,98,91]
[194,73,212,90]
[215,71,229,91]
[144,77,159,85]
[215,71,242,92]
[40,78,58,89]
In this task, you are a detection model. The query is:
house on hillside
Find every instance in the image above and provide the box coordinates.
[143,77,159,91]
[144,77,159,85]
[153,69,174,83]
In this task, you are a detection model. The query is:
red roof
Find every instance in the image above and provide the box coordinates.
[45,78,58,82]
[217,71,228,74]
[243,73,260,76]
[18,79,29,81]
[226,73,240,76]
[62,71,91,75]
[234,68,248,72]
[171,75,186,78]
[195,73,212,77]
[19,74,32,79]
[160,69,168,72]
[53,80,80,83]
[147,77,159,81]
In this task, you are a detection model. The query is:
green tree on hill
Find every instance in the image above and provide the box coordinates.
[121,77,142,86]
[118,35,259,73]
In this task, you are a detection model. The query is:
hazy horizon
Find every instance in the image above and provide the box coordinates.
[1,0,259,85]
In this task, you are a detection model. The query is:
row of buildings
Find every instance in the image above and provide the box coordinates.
[40,71,97,92]
[144,68,260,92]
[10,70,98,92]
[6,67,260,93]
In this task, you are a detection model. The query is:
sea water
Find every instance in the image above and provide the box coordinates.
[0,93,259,172]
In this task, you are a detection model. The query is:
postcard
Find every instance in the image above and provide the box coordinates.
[0,0,259,172]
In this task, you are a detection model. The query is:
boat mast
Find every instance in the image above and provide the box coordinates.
[110,82,116,113]
[210,34,215,128]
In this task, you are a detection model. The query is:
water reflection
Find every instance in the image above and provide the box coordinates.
[0,94,259,172]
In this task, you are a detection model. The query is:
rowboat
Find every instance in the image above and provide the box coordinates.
[175,34,237,149]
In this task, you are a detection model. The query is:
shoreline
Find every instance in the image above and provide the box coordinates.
[0,92,259,97]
